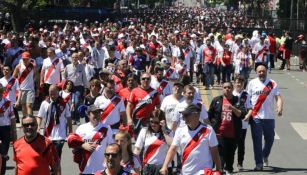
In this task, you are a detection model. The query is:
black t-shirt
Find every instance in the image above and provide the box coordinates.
[84,94,100,106]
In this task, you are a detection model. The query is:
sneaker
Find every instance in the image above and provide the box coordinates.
[237,164,243,171]
[263,157,269,167]
[253,164,263,171]
[225,170,233,175]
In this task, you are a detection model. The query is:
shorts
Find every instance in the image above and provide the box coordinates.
[20,90,35,104]
[283,49,291,60]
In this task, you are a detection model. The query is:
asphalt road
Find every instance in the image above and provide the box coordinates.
[5,64,307,175]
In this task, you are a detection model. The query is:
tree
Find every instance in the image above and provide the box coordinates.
[0,0,51,32]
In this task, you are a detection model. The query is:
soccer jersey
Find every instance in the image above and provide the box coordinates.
[75,123,114,174]
[247,78,280,119]
[172,100,208,128]
[160,95,184,129]
[172,124,218,174]
[118,87,134,107]
[94,95,125,131]
[129,87,160,119]
[13,134,59,175]
[42,57,64,85]
[253,43,269,63]
[182,47,194,71]
[121,155,142,170]
[135,128,172,165]
[163,67,179,81]
[0,76,19,103]
[18,61,35,91]
[0,98,14,126]
[38,99,71,140]
[150,77,172,101]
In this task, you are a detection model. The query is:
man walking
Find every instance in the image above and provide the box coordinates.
[245,63,283,171]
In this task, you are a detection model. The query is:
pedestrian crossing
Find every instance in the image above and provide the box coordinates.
[198,85,307,141]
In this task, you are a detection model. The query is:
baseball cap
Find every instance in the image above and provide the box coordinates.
[87,105,102,113]
[161,58,170,66]
[180,104,201,116]
[21,51,30,59]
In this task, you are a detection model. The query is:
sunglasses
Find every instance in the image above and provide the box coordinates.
[104,153,119,158]
[150,120,160,125]
[141,77,150,81]
[22,122,37,128]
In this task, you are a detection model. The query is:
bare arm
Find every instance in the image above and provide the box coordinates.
[40,67,45,86]
[126,102,133,126]
[12,64,20,78]
[275,95,283,116]
[133,147,141,156]
[230,105,242,118]
[210,145,222,171]
[36,116,42,132]
[160,145,177,175]
[10,118,17,142]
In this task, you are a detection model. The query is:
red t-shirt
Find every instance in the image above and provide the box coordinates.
[148,42,161,58]
[118,87,134,106]
[268,35,277,54]
[217,97,235,138]
[202,47,217,63]
[129,87,160,119]
[13,134,59,175]
[222,51,232,65]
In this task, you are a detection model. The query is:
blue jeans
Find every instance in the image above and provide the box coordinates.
[250,118,275,166]
[203,62,215,88]
[221,64,232,83]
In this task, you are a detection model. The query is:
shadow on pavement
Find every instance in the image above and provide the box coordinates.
[239,166,307,174]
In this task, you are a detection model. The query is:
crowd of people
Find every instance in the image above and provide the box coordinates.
[0,6,305,175]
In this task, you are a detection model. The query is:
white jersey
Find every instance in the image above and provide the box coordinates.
[94,95,125,132]
[76,123,114,174]
[0,77,19,103]
[172,124,218,174]
[233,90,252,129]
[253,43,269,63]
[0,98,14,126]
[172,45,181,58]
[18,61,35,91]
[163,67,179,81]
[172,100,208,128]
[160,95,184,129]
[182,48,194,71]
[38,100,71,140]
[150,77,172,101]
[135,128,172,165]
[42,57,64,85]
[247,78,280,119]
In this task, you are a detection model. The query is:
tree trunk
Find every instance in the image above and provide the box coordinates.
[10,10,23,32]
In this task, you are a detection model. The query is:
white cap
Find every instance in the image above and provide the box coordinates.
[191,34,197,38]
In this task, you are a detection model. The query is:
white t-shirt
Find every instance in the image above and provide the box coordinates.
[76,123,114,174]
[160,95,184,129]
[38,100,71,140]
[172,100,208,128]
[172,124,218,174]
[0,77,19,103]
[42,57,64,85]
[94,95,125,131]
[135,128,172,165]
[247,78,280,119]
[0,98,14,126]
[172,45,181,58]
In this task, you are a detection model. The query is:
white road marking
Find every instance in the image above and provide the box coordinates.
[291,122,307,140]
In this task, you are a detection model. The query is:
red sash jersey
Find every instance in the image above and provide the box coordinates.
[172,124,218,174]
[13,134,59,175]
[128,87,160,119]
